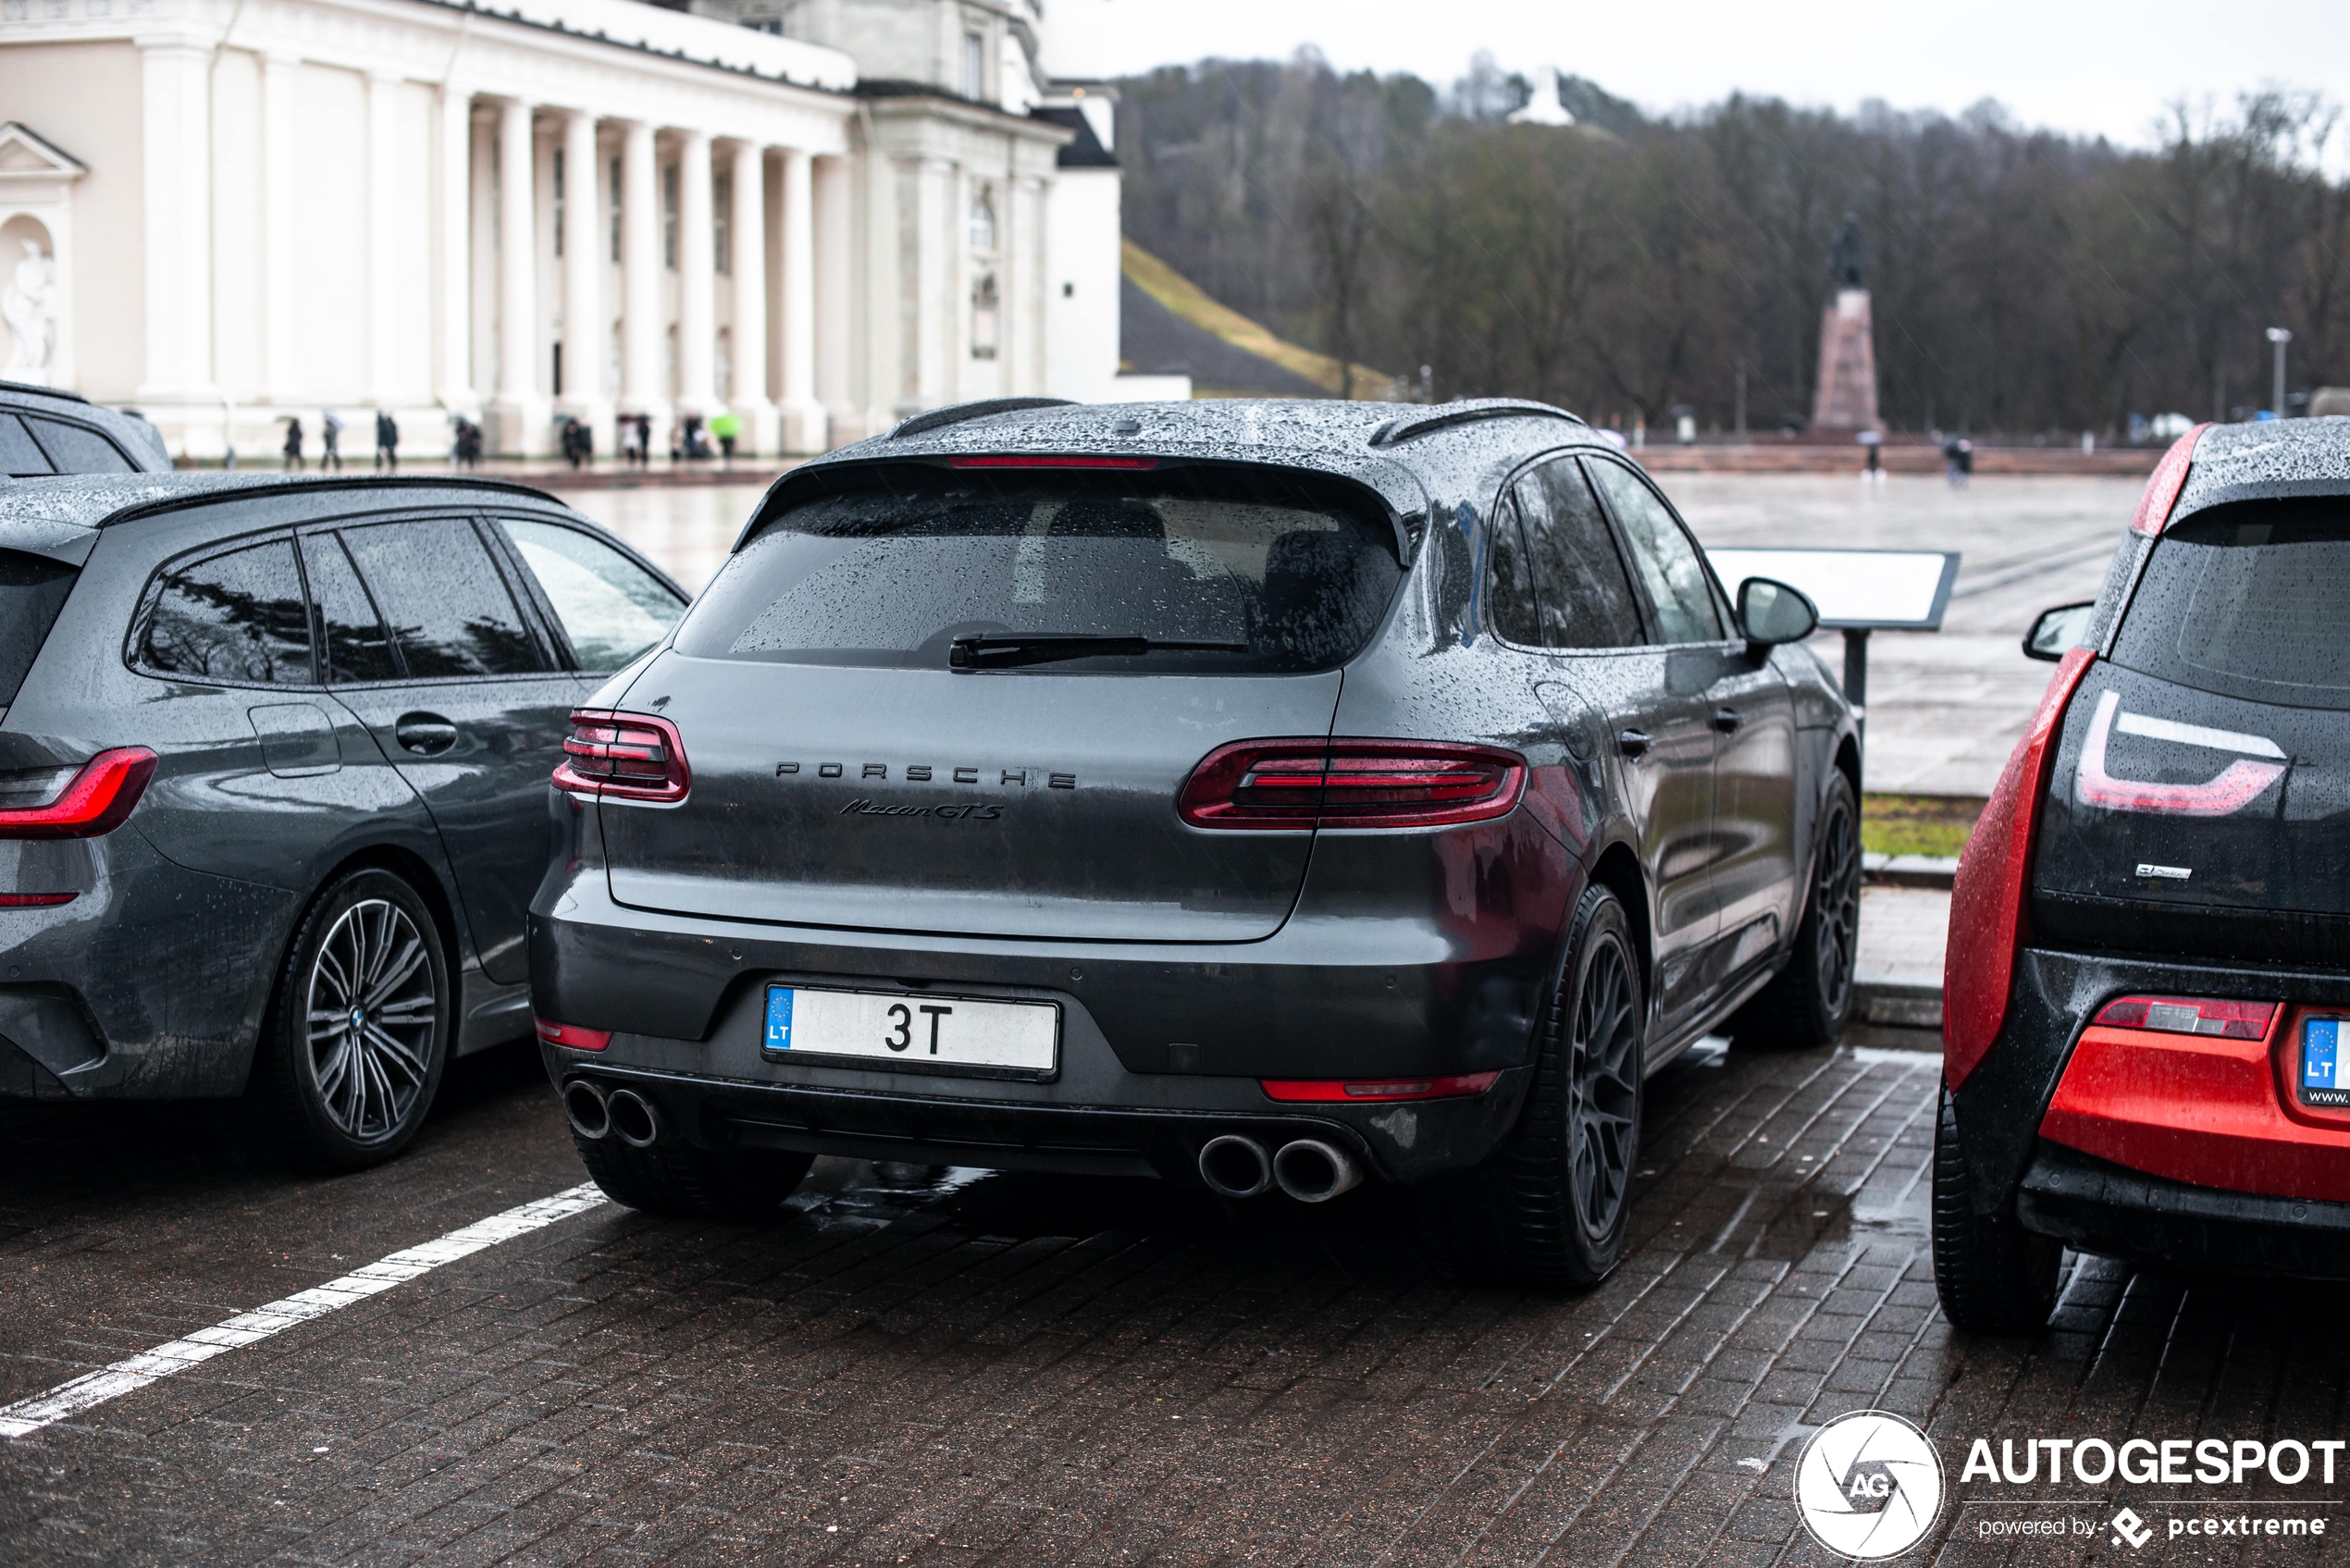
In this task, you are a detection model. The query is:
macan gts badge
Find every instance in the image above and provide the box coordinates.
[534,396,1864,1289]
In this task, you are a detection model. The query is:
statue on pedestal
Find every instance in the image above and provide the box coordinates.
[1811,213,1880,432]
[2,240,56,376]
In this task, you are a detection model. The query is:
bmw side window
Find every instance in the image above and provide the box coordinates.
[496,518,685,672]
[1523,460,1646,648]
[340,517,548,678]
[1584,458,1723,645]
[299,532,399,684]
[138,537,315,685]
[1485,494,1541,645]
[0,414,54,475]
[26,416,132,474]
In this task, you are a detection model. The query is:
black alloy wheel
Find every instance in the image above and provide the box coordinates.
[1440,883,1645,1288]
[1930,1087,2059,1333]
[254,868,451,1172]
[1735,772,1861,1049]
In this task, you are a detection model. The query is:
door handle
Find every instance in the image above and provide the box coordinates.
[1617,729,1651,759]
[1712,706,1743,734]
[394,711,459,755]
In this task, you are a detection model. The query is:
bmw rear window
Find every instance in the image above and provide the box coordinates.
[0,549,78,708]
[2111,497,2350,710]
[675,463,1404,673]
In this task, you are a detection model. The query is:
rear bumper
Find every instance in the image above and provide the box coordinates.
[543,1043,1531,1184]
[2017,1141,2350,1280]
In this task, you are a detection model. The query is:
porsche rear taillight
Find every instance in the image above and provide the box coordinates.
[2092,995,2278,1042]
[1178,739,1527,830]
[0,747,157,840]
[552,710,690,805]
[1943,648,2096,1089]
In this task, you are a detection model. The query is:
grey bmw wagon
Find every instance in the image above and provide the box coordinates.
[0,474,686,1169]
[535,398,1861,1285]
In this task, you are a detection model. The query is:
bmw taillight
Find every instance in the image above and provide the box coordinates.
[1260,1072,1501,1102]
[1178,739,1526,830]
[1943,648,2096,1089]
[0,747,157,840]
[2092,995,2277,1042]
[552,710,690,804]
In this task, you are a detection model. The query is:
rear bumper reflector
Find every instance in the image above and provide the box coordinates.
[535,1018,612,1052]
[1260,1071,1501,1103]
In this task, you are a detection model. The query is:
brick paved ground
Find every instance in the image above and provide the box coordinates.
[5,1034,2348,1566]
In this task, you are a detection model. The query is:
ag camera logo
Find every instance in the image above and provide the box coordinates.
[1795,1410,1945,1560]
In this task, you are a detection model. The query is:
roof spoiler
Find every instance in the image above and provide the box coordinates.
[890,397,1077,440]
[1370,400,1584,448]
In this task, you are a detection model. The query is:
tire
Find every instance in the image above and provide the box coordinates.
[253,868,451,1173]
[1931,1085,2059,1333]
[1438,883,1645,1289]
[1734,771,1861,1050]
[568,1115,814,1222]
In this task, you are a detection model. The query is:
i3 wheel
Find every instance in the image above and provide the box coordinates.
[1931,1086,2059,1334]
[254,868,451,1172]
[1735,771,1861,1049]
[1440,883,1645,1288]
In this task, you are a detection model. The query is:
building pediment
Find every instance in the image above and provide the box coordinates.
[0,123,88,185]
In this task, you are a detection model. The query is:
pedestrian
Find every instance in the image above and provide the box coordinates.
[375,409,400,471]
[281,415,304,471]
[320,407,344,472]
[710,409,740,465]
[1956,437,1973,488]
[1859,428,1884,483]
[458,418,482,469]
[1941,434,1963,488]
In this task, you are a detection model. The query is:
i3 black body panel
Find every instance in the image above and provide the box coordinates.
[531,400,1861,1184]
[0,474,686,1103]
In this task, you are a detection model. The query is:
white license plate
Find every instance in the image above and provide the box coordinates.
[761,985,1059,1075]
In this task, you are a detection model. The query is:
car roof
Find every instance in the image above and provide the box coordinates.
[788,397,1614,528]
[0,473,577,565]
[2175,416,2350,523]
[0,377,94,407]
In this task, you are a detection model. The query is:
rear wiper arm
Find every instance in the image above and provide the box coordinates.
[948,634,1249,671]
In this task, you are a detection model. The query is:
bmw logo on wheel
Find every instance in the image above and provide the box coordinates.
[1794,1410,1945,1560]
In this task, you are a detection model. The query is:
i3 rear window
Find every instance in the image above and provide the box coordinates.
[2112,498,2350,709]
[678,463,1404,673]
[0,549,77,707]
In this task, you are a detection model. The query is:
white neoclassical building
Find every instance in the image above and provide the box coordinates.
[0,0,1128,459]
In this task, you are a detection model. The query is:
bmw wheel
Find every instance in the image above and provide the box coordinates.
[1441,883,1644,1288]
[254,868,451,1172]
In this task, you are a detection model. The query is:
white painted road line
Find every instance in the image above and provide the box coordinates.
[0,1182,609,1439]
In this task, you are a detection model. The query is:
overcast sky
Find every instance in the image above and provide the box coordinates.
[1056,0,2350,155]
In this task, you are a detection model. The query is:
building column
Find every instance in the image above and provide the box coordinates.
[559,108,606,442]
[674,130,715,417]
[137,41,215,448]
[490,97,544,454]
[812,153,853,443]
[263,53,303,405]
[778,146,823,452]
[437,83,476,415]
[619,120,662,421]
[725,141,775,454]
[366,72,403,409]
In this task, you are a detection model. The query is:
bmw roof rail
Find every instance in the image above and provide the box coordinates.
[890,397,1076,440]
[0,377,93,405]
[1369,399,1584,448]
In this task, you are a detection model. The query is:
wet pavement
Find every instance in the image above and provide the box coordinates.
[8,1032,2349,1565]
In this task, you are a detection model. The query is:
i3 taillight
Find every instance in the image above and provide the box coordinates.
[552,710,690,804]
[1179,739,1526,830]
[1943,648,2096,1090]
[2092,995,2277,1042]
[0,747,157,840]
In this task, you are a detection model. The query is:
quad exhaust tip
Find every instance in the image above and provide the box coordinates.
[1198,1134,1272,1199]
[563,1080,662,1148]
[1272,1139,1363,1204]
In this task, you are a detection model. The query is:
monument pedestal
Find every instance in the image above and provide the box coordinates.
[1812,288,1881,433]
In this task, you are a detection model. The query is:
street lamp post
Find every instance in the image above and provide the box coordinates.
[2268,327,2293,419]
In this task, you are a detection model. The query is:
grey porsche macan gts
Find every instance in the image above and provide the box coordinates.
[535,398,1861,1285]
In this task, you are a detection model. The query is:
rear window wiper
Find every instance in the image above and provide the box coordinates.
[949,634,1249,671]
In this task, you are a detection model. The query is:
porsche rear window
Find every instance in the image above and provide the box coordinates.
[2111,498,2350,710]
[676,463,1403,673]
[0,549,78,707]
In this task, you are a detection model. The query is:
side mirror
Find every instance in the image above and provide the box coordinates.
[1737,576,1820,648]
[2023,600,2094,662]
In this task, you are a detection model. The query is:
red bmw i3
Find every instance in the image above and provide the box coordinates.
[1936,416,2350,1331]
